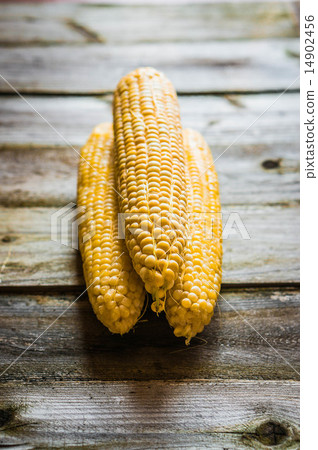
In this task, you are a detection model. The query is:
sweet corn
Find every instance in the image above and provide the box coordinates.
[165,129,223,344]
[113,67,187,312]
[77,123,145,334]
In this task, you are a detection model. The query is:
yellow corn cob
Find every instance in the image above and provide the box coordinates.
[77,123,145,334]
[113,67,187,312]
[165,129,222,344]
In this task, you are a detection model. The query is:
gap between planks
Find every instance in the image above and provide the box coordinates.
[0,282,300,294]
[0,88,300,97]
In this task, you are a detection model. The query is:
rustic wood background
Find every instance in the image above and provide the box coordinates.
[0,1,299,449]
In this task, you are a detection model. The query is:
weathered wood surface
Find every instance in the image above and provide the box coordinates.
[0,39,299,94]
[0,288,299,382]
[0,205,299,286]
[0,93,299,207]
[0,93,299,147]
[0,17,88,47]
[0,2,299,45]
[0,380,299,449]
[0,144,299,208]
[0,1,300,447]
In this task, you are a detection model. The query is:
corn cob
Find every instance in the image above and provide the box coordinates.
[165,129,222,344]
[113,67,187,312]
[77,123,145,334]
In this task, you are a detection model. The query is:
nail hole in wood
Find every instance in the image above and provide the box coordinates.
[0,408,14,427]
[256,420,289,446]
[262,159,281,170]
[1,235,15,243]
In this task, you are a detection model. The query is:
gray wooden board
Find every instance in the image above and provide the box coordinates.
[0,18,88,46]
[0,2,299,45]
[0,39,299,94]
[0,93,299,207]
[0,288,299,382]
[0,380,300,449]
[0,205,299,286]
[0,143,299,208]
[0,93,299,147]
[0,2,300,448]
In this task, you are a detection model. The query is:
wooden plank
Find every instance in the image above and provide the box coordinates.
[75,2,299,43]
[0,39,299,94]
[0,380,300,449]
[0,93,299,147]
[0,288,299,382]
[0,18,88,46]
[0,2,299,45]
[0,93,299,207]
[0,143,299,208]
[0,205,299,286]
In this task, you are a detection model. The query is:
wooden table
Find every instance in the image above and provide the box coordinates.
[0,1,300,448]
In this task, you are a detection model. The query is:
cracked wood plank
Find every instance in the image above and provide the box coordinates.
[0,205,299,286]
[0,94,299,207]
[0,39,299,94]
[0,380,299,449]
[0,288,299,382]
[0,2,299,45]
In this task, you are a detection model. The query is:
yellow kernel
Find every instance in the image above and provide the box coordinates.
[155,248,166,259]
[109,277,119,286]
[188,292,198,303]
[191,286,201,296]
[145,255,156,268]
[181,298,192,309]
[139,267,151,282]
[183,273,193,282]
[173,290,183,301]
[143,244,154,255]
[111,307,121,321]
[117,285,128,295]
[164,268,175,282]
[168,260,179,273]
[106,300,117,310]
[183,281,193,291]
[206,302,214,313]
[198,299,208,310]
[140,236,153,248]
[190,303,200,312]
[153,227,162,239]
[157,259,168,272]
[93,286,100,296]
[144,281,154,294]
[157,241,170,253]
[122,298,132,309]
[166,279,175,290]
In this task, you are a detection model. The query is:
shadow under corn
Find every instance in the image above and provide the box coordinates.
[76,292,222,382]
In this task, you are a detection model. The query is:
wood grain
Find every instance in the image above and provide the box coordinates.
[0,143,299,208]
[0,205,299,286]
[0,288,299,382]
[0,380,300,449]
[0,2,299,45]
[0,39,299,94]
[0,1,300,447]
[0,18,88,46]
[0,93,299,147]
